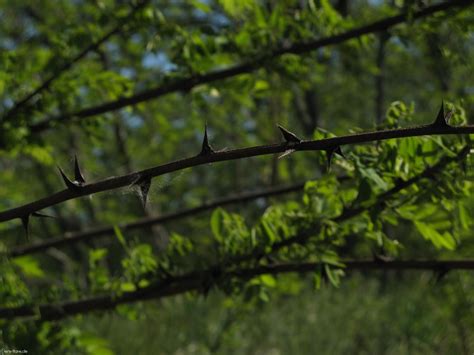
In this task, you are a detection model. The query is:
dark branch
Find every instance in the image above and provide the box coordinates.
[29,0,473,132]
[1,123,473,224]
[1,0,149,122]
[11,140,465,258]
[2,148,470,321]
[1,259,473,321]
[9,183,305,257]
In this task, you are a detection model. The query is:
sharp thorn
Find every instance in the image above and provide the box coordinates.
[136,176,151,209]
[433,101,450,128]
[199,123,215,156]
[74,155,86,184]
[278,149,295,159]
[334,146,345,158]
[435,267,449,284]
[325,146,344,170]
[277,124,302,144]
[32,212,55,219]
[326,150,333,171]
[58,166,80,189]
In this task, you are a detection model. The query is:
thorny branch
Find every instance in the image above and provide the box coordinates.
[11,142,467,257]
[0,148,469,321]
[29,0,473,132]
[1,116,472,225]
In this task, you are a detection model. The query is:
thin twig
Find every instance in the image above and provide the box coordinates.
[228,146,470,264]
[1,0,149,122]
[9,183,306,257]
[0,259,472,321]
[29,0,473,132]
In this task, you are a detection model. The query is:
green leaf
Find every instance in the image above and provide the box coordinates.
[13,256,45,278]
[113,225,127,249]
[219,0,254,17]
[324,264,342,288]
[320,251,344,268]
[190,0,211,13]
[261,219,277,243]
[458,203,469,229]
[210,208,225,242]
[89,248,108,264]
[414,221,456,250]
[360,168,388,190]
[78,334,114,355]
[412,204,438,220]
[260,274,276,288]
[120,282,137,292]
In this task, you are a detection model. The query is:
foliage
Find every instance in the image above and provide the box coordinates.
[0,0,473,353]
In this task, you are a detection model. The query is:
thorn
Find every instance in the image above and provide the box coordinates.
[435,267,449,284]
[433,101,451,128]
[135,176,151,209]
[21,215,29,240]
[334,146,345,158]
[74,155,86,185]
[278,149,295,159]
[32,212,55,219]
[199,123,215,156]
[277,125,301,144]
[372,252,393,263]
[325,146,344,170]
[58,166,81,190]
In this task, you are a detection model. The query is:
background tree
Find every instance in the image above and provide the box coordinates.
[0,0,473,353]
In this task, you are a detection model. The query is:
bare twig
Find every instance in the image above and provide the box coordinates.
[29,0,473,132]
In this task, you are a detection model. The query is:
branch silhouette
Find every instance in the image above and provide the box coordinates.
[1,120,472,225]
[29,0,473,132]
[9,183,306,257]
[1,148,469,321]
[8,144,468,260]
[1,259,472,321]
[1,0,149,122]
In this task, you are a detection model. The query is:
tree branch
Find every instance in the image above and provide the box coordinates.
[1,147,469,321]
[1,0,149,122]
[9,183,306,257]
[1,122,472,224]
[29,0,473,132]
[228,145,470,265]
[1,259,473,321]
